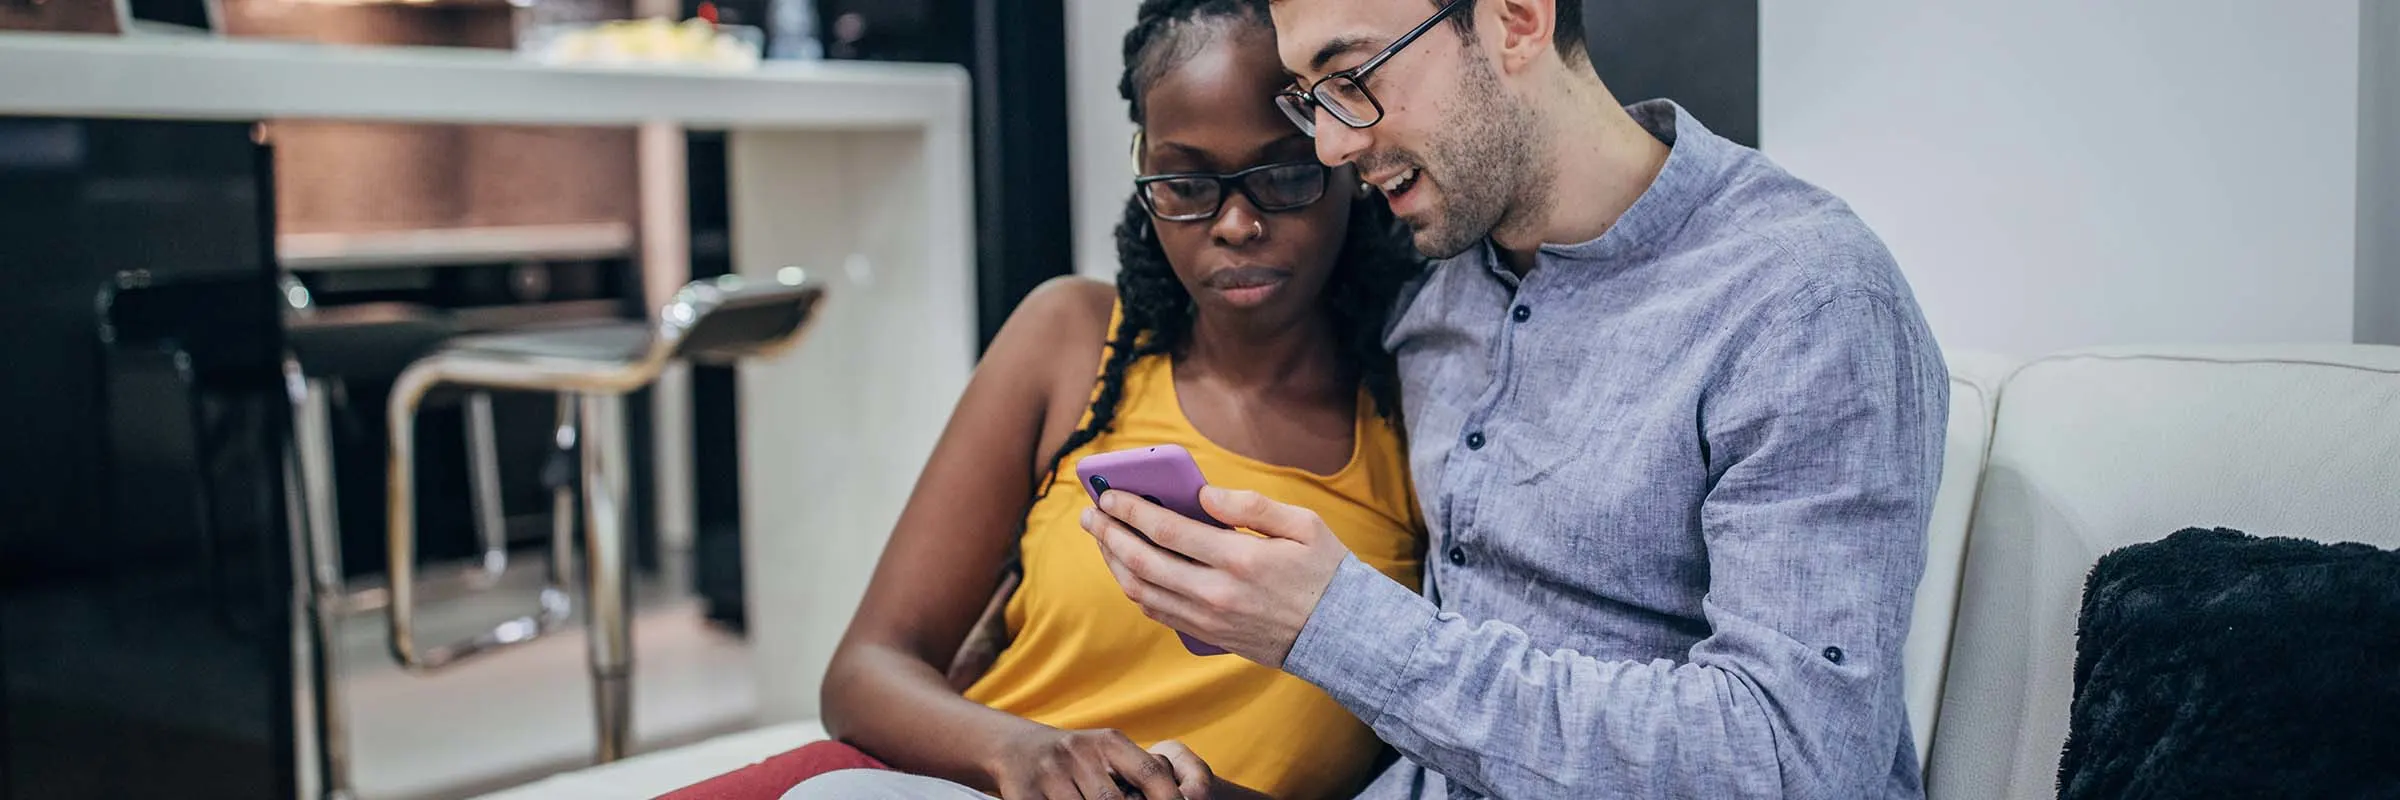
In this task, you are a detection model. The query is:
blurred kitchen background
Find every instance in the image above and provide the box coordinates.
[2,0,1072,796]
[0,0,2389,798]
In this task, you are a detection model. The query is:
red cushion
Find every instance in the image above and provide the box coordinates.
[654,740,890,800]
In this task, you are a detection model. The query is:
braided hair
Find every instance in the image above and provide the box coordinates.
[1035,0,1424,495]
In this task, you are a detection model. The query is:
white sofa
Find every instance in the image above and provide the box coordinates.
[1925,345,2400,799]
[485,344,2400,800]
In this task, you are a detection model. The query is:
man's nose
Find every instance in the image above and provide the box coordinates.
[1313,111,1371,168]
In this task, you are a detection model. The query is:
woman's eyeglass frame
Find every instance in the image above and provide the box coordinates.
[1274,0,1474,136]
[1132,161,1332,222]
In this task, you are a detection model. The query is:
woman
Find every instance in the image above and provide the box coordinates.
[778,2,1424,798]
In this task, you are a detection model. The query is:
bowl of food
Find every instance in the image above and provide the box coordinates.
[520,17,763,70]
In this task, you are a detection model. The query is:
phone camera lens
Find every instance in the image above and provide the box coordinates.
[1089,475,1110,494]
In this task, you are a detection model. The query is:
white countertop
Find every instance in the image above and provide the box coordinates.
[0,32,967,128]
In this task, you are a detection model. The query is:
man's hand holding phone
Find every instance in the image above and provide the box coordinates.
[1075,445,1233,654]
[1077,476,1352,669]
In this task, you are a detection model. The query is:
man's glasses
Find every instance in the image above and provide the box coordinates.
[1134,161,1330,222]
[1275,0,1473,136]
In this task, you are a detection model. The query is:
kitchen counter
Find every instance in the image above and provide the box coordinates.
[0,32,965,129]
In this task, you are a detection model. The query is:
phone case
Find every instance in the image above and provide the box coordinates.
[1074,444,1232,656]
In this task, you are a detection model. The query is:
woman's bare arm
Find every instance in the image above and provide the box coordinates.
[817,277,1116,790]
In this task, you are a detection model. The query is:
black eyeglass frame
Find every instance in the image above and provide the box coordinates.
[1131,161,1332,222]
[1276,0,1475,135]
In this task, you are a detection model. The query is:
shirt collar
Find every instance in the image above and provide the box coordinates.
[1523,99,1732,267]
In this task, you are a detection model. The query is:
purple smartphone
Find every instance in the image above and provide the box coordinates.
[1075,444,1231,656]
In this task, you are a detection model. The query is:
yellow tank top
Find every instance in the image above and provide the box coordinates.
[963,305,1425,800]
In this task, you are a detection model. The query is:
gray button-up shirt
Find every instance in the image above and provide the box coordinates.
[1284,101,1945,799]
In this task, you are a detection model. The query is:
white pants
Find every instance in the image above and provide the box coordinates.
[781,769,996,800]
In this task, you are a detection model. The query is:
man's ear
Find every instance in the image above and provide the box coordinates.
[1488,0,1558,76]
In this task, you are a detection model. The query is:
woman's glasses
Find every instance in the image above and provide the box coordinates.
[1134,161,1330,222]
[1275,0,1473,136]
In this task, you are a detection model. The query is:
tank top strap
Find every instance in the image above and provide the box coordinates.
[1039,300,1137,493]
[1074,300,1133,431]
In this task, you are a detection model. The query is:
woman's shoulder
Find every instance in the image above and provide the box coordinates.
[988,276,1114,351]
[982,275,1118,392]
[1012,275,1117,340]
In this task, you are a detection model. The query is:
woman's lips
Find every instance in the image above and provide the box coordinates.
[1204,266,1291,307]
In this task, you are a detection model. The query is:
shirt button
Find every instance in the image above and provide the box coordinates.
[1465,431,1486,450]
[1447,546,1467,566]
[1511,304,1532,323]
[1822,646,1845,664]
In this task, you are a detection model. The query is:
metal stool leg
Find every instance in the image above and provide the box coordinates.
[577,391,634,762]
[465,391,510,585]
[386,374,572,671]
[290,375,354,798]
[298,379,345,599]
[284,368,355,800]
[549,395,580,588]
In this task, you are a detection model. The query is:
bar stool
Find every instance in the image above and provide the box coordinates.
[280,276,521,612]
[280,275,584,798]
[278,278,471,800]
[382,272,825,764]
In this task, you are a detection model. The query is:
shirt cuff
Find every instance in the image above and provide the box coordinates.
[1284,553,1439,722]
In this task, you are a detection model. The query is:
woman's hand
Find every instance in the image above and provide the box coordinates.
[986,727,1186,799]
[1146,740,1272,800]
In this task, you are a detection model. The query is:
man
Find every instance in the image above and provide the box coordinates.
[1083,0,1947,797]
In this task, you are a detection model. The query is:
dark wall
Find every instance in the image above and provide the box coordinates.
[1581,0,1759,148]
[962,0,1075,353]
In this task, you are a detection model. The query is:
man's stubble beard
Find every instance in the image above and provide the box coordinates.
[1409,54,1548,260]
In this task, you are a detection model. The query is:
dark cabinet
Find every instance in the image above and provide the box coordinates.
[0,119,296,800]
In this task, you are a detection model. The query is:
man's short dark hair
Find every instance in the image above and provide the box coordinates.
[1445,0,1588,63]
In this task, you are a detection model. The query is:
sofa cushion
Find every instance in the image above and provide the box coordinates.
[2057,527,2400,799]
[1928,344,2400,799]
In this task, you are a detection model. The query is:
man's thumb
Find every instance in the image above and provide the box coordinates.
[1199,485,1318,542]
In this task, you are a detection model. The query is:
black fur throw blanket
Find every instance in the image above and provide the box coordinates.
[2058,527,2400,799]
